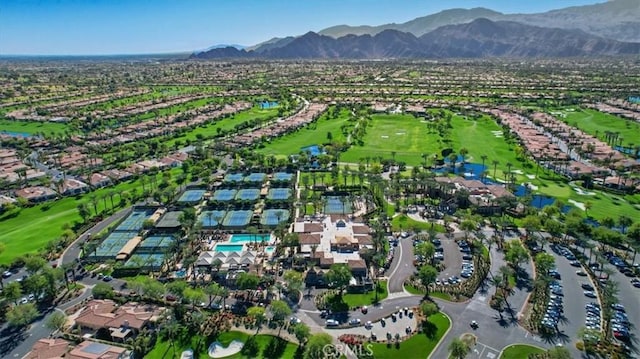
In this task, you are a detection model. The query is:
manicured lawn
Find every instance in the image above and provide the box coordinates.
[165,106,279,148]
[341,113,438,166]
[0,168,182,264]
[391,214,445,233]
[370,312,450,359]
[257,107,351,157]
[145,330,298,359]
[500,344,545,359]
[342,281,388,307]
[0,119,70,135]
[429,291,452,301]
[560,108,640,149]
[404,284,426,295]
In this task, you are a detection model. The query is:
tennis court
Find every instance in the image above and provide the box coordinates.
[115,208,156,231]
[260,209,290,226]
[200,210,227,227]
[125,253,165,270]
[324,196,352,214]
[177,189,206,204]
[91,231,139,259]
[245,172,266,183]
[223,210,252,227]
[224,173,244,183]
[273,172,293,182]
[267,188,292,200]
[212,189,237,201]
[235,189,260,201]
[137,235,175,253]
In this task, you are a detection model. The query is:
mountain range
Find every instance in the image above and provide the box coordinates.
[192,0,640,59]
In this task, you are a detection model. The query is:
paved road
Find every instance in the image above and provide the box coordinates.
[387,235,416,294]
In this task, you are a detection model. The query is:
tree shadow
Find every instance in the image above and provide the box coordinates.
[421,320,437,339]
[0,326,28,357]
[539,328,571,345]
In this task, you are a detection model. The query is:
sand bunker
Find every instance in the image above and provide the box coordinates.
[573,187,596,196]
[381,135,389,139]
[568,199,586,211]
[208,340,244,358]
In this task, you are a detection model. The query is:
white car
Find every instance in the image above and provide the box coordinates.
[365,320,373,329]
[349,318,361,326]
[325,319,339,327]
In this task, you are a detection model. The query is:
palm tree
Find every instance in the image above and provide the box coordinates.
[492,160,499,181]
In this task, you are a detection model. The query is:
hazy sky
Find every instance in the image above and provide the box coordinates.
[0,0,605,55]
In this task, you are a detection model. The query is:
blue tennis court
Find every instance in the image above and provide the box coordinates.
[116,208,156,231]
[267,188,292,200]
[223,210,252,227]
[273,172,293,182]
[200,210,226,227]
[260,209,290,226]
[138,235,175,253]
[92,231,139,258]
[245,172,266,183]
[324,196,352,214]
[236,189,260,201]
[224,173,244,183]
[177,189,205,203]
[212,189,237,201]
[125,253,165,269]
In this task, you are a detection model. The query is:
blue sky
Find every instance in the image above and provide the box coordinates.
[0,0,605,55]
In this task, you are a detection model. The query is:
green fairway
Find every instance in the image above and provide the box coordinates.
[500,344,545,359]
[370,312,450,359]
[0,119,70,135]
[340,111,523,176]
[341,113,438,166]
[0,168,182,264]
[145,331,298,359]
[165,106,279,148]
[257,107,350,157]
[559,108,640,148]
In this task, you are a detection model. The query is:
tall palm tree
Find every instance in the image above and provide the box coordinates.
[492,160,500,181]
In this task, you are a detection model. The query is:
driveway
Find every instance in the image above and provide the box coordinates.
[387,235,416,294]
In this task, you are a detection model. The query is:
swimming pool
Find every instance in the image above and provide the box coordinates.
[214,243,245,252]
[229,233,271,244]
[265,246,276,254]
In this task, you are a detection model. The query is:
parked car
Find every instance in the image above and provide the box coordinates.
[349,318,361,326]
[2,271,12,279]
[325,319,339,327]
[583,291,597,298]
[581,283,594,291]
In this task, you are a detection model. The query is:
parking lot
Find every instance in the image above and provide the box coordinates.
[547,244,599,351]
[437,236,465,282]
